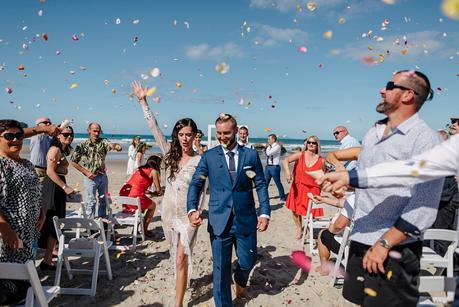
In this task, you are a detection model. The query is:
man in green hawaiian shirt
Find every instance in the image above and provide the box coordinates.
[71,123,121,218]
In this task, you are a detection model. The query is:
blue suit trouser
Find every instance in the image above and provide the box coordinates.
[210,215,257,307]
[264,165,286,199]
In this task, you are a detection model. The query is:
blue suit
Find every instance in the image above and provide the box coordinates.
[187,144,270,307]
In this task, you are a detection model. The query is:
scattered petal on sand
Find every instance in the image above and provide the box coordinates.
[5,87,13,94]
[70,83,78,89]
[297,46,308,53]
[323,31,333,39]
[442,0,459,20]
[146,86,157,97]
[290,250,312,273]
[306,2,317,11]
[150,67,160,78]
[215,62,230,74]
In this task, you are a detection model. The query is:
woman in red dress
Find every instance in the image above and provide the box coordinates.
[119,155,162,236]
[283,135,324,240]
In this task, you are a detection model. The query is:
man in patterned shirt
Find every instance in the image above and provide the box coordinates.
[71,123,121,218]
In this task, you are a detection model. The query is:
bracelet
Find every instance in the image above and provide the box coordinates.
[143,106,153,120]
[62,185,67,190]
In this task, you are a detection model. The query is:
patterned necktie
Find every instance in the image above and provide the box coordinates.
[227,151,236,182]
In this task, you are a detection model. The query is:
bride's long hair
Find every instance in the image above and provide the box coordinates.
[165,118,198,182]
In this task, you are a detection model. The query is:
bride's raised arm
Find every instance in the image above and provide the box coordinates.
[131,81,170,155]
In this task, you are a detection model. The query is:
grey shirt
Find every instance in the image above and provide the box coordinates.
[29,134,52,167]
[351,113,444,246]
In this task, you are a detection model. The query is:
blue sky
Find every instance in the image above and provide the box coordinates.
[1,0,458,140]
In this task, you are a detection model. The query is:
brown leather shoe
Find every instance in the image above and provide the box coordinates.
[234,282,247,298]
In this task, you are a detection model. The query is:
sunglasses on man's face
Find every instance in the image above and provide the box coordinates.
[39,121,52,126]
[0,132,24,141]
[333,131,341,136]
[61,133,74,138]
[307,141,318,145]
[451,119,459,125]
[385,81,418,95]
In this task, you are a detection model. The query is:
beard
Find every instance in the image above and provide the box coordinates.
[376,99,393,114]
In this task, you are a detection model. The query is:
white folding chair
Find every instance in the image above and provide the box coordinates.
[0,260,60,307]
[419,228,457,302]
[108,196,145,251]
[302,199,333,255]
[53,217,113,296]
[329,225,352,286]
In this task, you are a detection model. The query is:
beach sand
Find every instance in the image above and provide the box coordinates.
[36,155,350,307]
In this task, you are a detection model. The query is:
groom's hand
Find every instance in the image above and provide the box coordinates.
[257,217,269,232]
[188,211,202,227]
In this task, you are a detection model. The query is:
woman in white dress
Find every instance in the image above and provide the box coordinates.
[126,136,140,176]
[134,142,147,169]
[132,81,202,307]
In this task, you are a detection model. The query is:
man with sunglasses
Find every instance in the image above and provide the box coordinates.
[449,117,459,135]
[323,70,443,306]
[27,117,60,182]
[332,126,360,171]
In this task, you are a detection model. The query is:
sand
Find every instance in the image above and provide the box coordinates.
[35,155,351,307]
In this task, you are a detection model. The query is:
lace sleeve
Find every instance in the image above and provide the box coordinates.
[142,104,170,154]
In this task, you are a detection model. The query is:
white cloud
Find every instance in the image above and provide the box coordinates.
[252,23,309,47]
[184,42,245,60]
[340,31,446,63]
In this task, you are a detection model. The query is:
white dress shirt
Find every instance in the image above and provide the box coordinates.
[353,134,459,189]
[222,144,239,170]
[265,142,281,165]
[339,134,361,170]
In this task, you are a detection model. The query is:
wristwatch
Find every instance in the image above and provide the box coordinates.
[379,238,392,249]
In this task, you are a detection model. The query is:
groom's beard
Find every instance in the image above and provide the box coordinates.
[220,138,237,150]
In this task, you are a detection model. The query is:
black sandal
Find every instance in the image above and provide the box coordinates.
[39,261,56,271]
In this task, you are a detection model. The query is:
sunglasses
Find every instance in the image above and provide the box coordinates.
[333,131,341,136]
[306,141,318,145]
[38,121,52,125]
[385,81,418,95]
[451,119,459,125]
[61,133,74,138]
[0,132,24,141]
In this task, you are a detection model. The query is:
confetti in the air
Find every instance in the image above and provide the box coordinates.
[215,62,230,74]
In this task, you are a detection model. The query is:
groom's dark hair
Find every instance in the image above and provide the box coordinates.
[215,113,237,128]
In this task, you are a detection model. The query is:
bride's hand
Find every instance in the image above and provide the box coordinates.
[131,81,149,102]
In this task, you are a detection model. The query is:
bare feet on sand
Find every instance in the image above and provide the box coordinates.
[314,265,330,276]
[295,227,303,240]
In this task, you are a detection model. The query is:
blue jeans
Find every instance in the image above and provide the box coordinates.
[84,173,108,218]
[264,165,286,200]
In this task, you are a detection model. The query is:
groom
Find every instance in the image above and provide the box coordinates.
[187,114,270,307]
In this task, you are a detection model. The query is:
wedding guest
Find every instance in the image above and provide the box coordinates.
[283,135,324,240]
[265,134,286,201]
[449,117,459,135]
[193,130,208,155]
[127,136,141,176]
[39,126,76,270]
[71,122,122,218]
[332,125,360,171]
[238,126,253,148]
[134,142,147,169]
[0,119,45,304]
[120,155,163,236]
[132,81,202,307]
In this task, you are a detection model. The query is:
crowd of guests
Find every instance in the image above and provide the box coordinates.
[1,69,458,306]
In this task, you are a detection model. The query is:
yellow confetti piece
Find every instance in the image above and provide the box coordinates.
[70,83,78,89]
[146,86,157,96]
[323,30,333,39]
[411,170,420,177]
[419,160,427,168]
[401,49,408,55]
[175,81,182,88]
[368,46,374,51]
[379,54,385,63]
[442,0,459,20]
[116,251,125,259]
[387,270,393,280]
[364,287,377,297]
[338,17,346,24]
[264,127,271,132]
[215,62,230,74]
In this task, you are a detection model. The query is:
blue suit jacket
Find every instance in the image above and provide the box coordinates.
[187,144,270,236]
